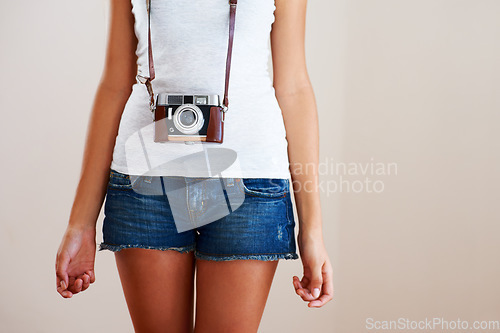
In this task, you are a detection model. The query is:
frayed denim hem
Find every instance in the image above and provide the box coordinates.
[98,243,195,254]
[194,251,299,262]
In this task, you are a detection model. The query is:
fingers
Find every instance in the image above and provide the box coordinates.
[293,276,316,301]
[56,251,71,298]
[308,268,334,308]
[292,267,322,301]
[80,270,95,292]
[81,273,91,291]
[56,271,94,298]
[71,278,83,294]
[55,252,70,293]
[308,293,331,308]
[87,270,96,284]
[292,261,334,308]
[308,264,324,300]
[56,280,73,298]
[67,273,90,294]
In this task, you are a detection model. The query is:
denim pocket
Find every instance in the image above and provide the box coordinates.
[240,178,288,198]
[107,170,134,191]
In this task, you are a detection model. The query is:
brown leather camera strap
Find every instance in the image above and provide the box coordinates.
[144,0,238,111]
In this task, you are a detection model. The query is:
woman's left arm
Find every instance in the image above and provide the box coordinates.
[271,0,334,308]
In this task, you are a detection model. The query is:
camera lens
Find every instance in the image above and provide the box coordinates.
[179,110,196,127]
[173,104,204,135]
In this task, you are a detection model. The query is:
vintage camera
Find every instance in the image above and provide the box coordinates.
[154,93,224,143]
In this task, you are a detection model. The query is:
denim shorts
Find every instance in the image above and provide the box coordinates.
[99,169,299,261]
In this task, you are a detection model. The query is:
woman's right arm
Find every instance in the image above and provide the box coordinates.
[55,0,138,298]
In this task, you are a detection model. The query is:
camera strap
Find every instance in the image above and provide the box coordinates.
[142,0,238,114]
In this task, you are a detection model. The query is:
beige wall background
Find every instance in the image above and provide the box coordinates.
[1,0,499,332]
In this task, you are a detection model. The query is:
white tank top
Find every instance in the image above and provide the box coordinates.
[110,0,291,178]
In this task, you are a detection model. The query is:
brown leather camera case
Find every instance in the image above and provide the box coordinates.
[154,106,224,143]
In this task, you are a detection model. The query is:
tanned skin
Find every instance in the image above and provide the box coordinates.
[55,0,333,331]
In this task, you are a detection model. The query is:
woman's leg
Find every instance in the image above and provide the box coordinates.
[194,259,279,333]
[115,248,196,333]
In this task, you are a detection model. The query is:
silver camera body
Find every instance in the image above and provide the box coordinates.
[156,93,222,140]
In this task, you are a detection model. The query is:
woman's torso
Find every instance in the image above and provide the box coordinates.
[111,0,291,178]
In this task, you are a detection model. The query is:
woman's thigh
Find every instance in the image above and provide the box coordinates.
[192,178,296,331]
[194,259,279,333]
[114,248,196,333]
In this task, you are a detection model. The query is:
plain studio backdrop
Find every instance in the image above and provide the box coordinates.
[1,0,499,332]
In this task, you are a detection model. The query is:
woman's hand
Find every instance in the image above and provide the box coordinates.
[293,230,334,308]
[55,225,97,298]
